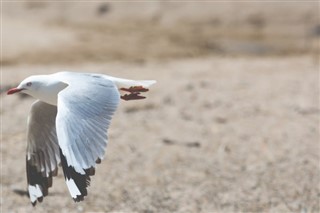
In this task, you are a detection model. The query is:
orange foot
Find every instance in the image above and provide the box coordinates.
[120,86,149,93]
[121,93,146,101]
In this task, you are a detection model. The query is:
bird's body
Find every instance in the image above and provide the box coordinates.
[7,71,156,205]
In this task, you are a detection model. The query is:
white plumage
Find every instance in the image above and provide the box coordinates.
[7,71,156,205]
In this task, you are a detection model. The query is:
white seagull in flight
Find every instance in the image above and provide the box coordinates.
[7,71,156,206]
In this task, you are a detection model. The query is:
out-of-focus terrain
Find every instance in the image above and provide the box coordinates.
[1,2,319,213]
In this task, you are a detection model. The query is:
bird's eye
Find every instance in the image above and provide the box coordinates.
[26,82,32,87]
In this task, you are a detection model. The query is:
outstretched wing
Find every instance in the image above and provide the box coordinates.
[54,72,120,202]
[26,100,60,206]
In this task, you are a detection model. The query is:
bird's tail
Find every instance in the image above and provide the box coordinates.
[105,76,156,89]
[103,76,156,101]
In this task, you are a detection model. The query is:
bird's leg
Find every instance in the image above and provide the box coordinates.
[120,86,148,101]
[121,92,146,101]
[120,86,149,93]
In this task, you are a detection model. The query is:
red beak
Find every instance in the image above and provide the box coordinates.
[7,88,23,95]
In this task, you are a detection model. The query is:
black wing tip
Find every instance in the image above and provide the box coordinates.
[38,196,43,203]
[59,148,92,202]
[26,158,57,205]
[96,158,102,164]
[31,196,43,207]
[73,195,85,202]
[85,167,95,176]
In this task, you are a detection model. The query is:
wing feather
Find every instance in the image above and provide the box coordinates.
[54,72,120,201]
[26,100,60,206]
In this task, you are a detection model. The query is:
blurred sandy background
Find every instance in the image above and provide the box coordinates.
[1,1,319,213]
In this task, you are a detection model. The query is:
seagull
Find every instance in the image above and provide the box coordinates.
[7,71,156,206]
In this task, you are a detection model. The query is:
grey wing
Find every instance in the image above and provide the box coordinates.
[26,101,60,206]
[55,75,120,201]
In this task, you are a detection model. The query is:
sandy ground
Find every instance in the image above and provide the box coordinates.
[1,2,320,213]
[1,56,319,213]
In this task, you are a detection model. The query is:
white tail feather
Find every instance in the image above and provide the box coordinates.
[103,76,156,89]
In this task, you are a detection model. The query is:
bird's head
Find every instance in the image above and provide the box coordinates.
[7,75,46,96]
[7,75,68,105]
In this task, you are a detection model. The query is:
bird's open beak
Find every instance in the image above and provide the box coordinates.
[7,88,24,95]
